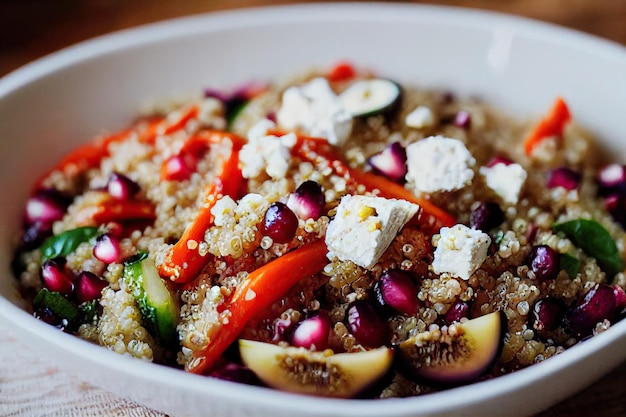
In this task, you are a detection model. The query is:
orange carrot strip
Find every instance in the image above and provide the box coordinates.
[159,132,246,283]
[524,97,572,156]
[74,196,155,226]
[291,135,456,229]
[34,129,132,190]
[348,168,457,228]
[139,104,200,144]
[186,240,328,374]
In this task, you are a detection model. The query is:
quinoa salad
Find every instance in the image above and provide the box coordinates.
[12,62,626,398]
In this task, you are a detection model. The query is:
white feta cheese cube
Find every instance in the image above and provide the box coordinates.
[479,162,527,204]
[325,195,419,268]
[432,224,491,280]
[239,120,296,180]
[405,136,476,193]
[405,105,435,129]
[277,77,353,146]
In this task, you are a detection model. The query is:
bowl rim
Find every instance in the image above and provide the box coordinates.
[1,3,626,415]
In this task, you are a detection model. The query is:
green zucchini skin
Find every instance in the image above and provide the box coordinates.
[123,254,179,346]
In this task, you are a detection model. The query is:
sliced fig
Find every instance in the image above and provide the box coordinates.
[238,339,393,398]
[398,311,505,385]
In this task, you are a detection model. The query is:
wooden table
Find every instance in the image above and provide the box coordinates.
[1,1,625,416]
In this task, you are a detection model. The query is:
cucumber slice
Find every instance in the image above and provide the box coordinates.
[339,78,401,118]
[123,253,179,345]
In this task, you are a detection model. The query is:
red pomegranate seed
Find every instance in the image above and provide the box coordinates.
[41,259,74,296]
[527,245,560,281]
[567,283,616,337]
[75,271,108,302]
[347,300,388,348]
[547,167,581,190]
[444,300,470,324]
[286,181,325,221]
[162,153,198,181]
[92,233,121,264]
[367,142,408,182]
[261,202,299,244]
[107,172,140,200]
[529,297,566,339]
[291,311,331,351]
[25,189,70,225]
[374,270,420,316]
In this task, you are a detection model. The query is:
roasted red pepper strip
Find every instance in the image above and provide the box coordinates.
[159,131,247,283]
[291,135,456,229]
[186,240,328,374]
[74,194,155,226]
[524,97,572,156]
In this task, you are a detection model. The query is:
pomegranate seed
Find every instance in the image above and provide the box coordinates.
[374,270,419,316]
[469,202,504,232]
[287,181,325,221]
[22,221,53,250]
[453,110,471,129]
[529,297,566,339]
[613,285,626,313]
[485,157,513,168]
[107,172,140,200]
[162,153,198,181]
[75,271,108,303]
[25,189,71,225]
[547,167,581,190]
[261,202,298,244]
[347,300,388,348]
[567,283,616,337]
[291,311,331,351]
[41,259,74,296]
[527,245,560,281]
[367,142,408,182]
[597,164,626,196]
[444,300,470,324]
[93,233,121,264]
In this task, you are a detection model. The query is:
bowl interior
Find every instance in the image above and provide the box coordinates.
[1,4,626,417]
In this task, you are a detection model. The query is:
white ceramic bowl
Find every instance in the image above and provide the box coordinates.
[1,4,626,417]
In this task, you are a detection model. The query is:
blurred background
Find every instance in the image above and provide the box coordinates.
[1,0,625,76]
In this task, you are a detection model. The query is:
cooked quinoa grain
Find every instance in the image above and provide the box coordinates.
[13,63,626,399]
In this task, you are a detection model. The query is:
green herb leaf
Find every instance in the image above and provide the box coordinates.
[40,226,99,261]
[33,288,80,325]
[552,219,624,279]
[226,100,249,131]
[79,300,100,323]
[559,253,580,279]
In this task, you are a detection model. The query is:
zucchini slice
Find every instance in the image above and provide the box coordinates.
[339,78,402,118]
[123,253,179,345]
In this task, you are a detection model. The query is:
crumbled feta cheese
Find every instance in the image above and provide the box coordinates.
[325,195,419,268]
[239,120,297,179]
[405,136,476,193]
[211,196,237,226]
[432,224,491,280]
[277,77,353,146]
[480,162,527,204]
[405,105,435,129]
